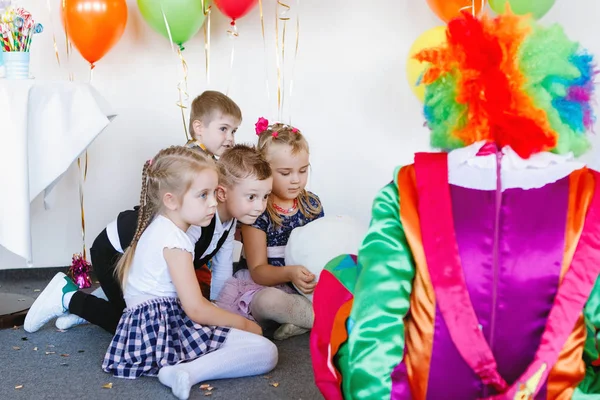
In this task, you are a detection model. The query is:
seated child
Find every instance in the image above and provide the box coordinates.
[217,119,324,340]
[186,90,241,158]
[99,146,277,400]
[24,145,273,334]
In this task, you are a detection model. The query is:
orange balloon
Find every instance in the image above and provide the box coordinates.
[426,0,487,22]
[63,0,128,65]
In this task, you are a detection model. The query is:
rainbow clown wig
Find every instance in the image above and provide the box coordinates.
[415,10,596,159]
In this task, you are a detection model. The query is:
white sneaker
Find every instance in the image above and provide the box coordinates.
[55,313,88,330]
[273,323,310,341]
[55,286,105,330]
[24,272,78,333]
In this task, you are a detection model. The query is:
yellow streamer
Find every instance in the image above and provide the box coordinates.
[61,0,74,81]
[62,0,83,259]
[226,22,239,95]
[46,0,61,67]
[176,48,190,141]
[77,152,88,260]
[275,1,291,120]
[73,66,98,260]
[288,0,300,125]
[202,0,211,84]
[160,3,190,141]
[258,0,270,108]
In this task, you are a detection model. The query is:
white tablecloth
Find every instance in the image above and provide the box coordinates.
[0,80,115,266]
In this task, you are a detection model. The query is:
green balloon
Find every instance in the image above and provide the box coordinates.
[489,0,556,20]
[137,0,209,47]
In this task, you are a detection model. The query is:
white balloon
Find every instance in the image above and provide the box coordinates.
[285,215,367,301]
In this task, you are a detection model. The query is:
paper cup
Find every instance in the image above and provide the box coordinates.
[3,51,30,79]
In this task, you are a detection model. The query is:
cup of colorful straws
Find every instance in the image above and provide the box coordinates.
[1,6,43,79]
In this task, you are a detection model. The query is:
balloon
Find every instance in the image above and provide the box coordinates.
[137,0,208,48]
[489,0,556,20]
[214,0,258,22]
[63,0,127,65]
[406,26,447,103]
[285,215,367,302]
[426,0,487,23]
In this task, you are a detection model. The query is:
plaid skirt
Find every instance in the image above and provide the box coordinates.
[102,296,230,379]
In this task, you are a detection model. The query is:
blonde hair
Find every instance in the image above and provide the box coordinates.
[189,91,242,138]
[115,146,217,287]
[256,123,322,227]
[218,144,272,188]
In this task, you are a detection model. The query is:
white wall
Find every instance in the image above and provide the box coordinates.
[1,0,599,269]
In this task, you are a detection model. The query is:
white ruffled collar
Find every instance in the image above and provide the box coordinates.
[446,142,585,191]
[449,141,578,170]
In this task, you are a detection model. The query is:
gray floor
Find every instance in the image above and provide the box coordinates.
[0,272,323,400]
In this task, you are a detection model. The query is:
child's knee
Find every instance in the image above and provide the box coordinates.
[252,288,282,309]
[259,338,278,372]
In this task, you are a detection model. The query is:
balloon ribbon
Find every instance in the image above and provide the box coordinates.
[77,152,88,260]
[46,0,61,66]
[202,0,211,84]
[226,20,239,95]
[258,0,270,111]
[275,1,290,120]
[160,3,190,141]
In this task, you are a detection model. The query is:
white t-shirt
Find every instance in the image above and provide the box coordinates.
[124,215,194,308]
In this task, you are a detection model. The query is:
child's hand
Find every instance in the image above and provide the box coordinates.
[243,319,263,336]
[290,266,316,294]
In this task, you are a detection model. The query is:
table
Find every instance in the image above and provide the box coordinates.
[0,293,34,329]
[0,80,116,267]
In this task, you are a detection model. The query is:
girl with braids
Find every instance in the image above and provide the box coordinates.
[24,145,273,335]
[100,145,276,399]
[216,119,324,341]
[23,91,242,336]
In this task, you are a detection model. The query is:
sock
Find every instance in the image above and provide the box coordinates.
[91,286,108,301]
[62,291,75,310]
[273,323,310,340]
[158,329,277,399]
[250,287,314,328]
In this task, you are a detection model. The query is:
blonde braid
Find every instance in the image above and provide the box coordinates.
[134,160,155,241]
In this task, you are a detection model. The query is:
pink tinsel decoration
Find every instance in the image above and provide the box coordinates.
[69,253,92,289]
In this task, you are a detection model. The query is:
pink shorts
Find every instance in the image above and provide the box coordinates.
[215,269,297,321]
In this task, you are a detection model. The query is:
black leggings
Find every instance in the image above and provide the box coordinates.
[68,229,124,334]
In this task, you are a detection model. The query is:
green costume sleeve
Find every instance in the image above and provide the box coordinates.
[345,174,416,399]
[575,277,600,397]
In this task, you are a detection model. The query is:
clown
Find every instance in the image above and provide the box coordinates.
[311,10,600,400]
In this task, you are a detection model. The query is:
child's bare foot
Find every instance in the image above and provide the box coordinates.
[273,323,309,340]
